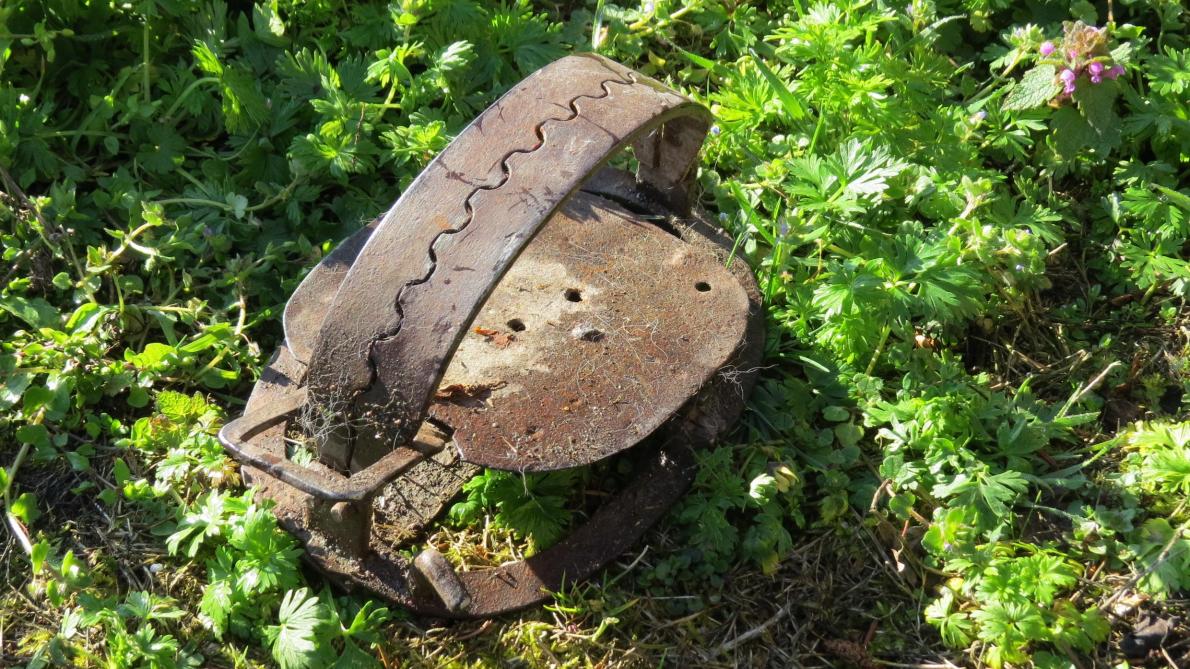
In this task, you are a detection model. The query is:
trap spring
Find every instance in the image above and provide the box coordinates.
[219,54,763,618]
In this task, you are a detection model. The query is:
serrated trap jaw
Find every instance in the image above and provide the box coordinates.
[218,54,763,618]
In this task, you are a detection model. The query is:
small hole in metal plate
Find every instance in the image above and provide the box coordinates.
[571,325,603,342]
[695,281,711,292]
[564,288,583,302]
[507,318,526,332]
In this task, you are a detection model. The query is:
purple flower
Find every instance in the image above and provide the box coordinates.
[1088,61,1105,76]
[1107,64,1125,79]
[1039,41,1056,56]
[1060,68,1078,94]
[1090,74,1102,84]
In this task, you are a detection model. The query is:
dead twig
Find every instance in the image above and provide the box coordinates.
[2,442,34,557]
[715,602,791,654]
[1057,360,1123,419]
[1102,510,1189,612]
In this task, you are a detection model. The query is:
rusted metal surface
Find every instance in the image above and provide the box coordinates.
[412,548,470,613]
[218,53,764,618]
[427,191,749,470]
[372,448,478,545]
[219,395,446,502]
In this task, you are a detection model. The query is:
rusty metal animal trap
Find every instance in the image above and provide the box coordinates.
[219,54,763,618]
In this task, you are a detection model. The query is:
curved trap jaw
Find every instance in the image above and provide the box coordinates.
[219,54,763,619]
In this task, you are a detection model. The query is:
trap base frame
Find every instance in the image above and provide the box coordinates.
[219,55,763,618]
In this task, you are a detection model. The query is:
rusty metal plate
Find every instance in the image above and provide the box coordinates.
[427,191,749,471]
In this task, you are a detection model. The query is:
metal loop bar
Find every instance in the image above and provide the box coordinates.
[217,386,447,502]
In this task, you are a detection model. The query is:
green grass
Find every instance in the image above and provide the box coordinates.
[1,1,1188,667]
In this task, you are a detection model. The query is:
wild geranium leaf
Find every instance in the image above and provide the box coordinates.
[678,496,739,559]
[932,470,1028,531]
[451,470,576,550]
[192,40,267,133]
[118,591,184,622]
[748,473,777,505]
[497,493,570,550]
[252,2,288,46]
[1051,603,1111,652]
[741,509,792,574]
[749,49,805,121]
[228,508,302,593]
[925,590,975,648]
[971,601,1046,663]
[136,125,186,175]
[832,139,905,200]
[1131,518,1190,598]
[435,41,475,73]
[367,48,413,88]
[1011,553,1078,604]
[198,548,238,638]
[342,601,389,642]
[1147,47,1189,95]
[914,264,983,322]
[1145,446,1190,495]
[167,491,247,557]
[191,40,223,76]
[266,588,323,669]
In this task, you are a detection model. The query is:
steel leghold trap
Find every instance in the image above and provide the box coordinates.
[219,54,763,618]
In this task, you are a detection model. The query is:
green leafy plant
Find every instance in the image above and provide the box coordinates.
[449,468,582,551]
[3,0,1189,666]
